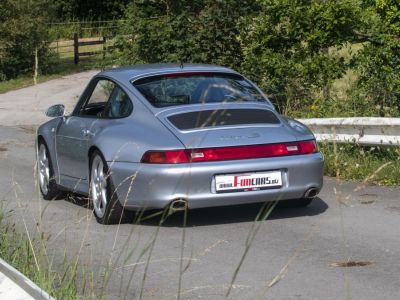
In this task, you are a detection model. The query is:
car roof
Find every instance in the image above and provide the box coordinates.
[98,63,240,82]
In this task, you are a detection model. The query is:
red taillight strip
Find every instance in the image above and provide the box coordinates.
[141,140,318,164]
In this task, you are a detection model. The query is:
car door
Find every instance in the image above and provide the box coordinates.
[56,78,116,180]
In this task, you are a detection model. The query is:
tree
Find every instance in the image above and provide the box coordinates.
[50,0,128,21]
[114,0,258,69]
[353,0,400,116]
[0,0,51,81]
[239,0,362,114]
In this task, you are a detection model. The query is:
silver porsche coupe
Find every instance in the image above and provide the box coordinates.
[36,64,324,224]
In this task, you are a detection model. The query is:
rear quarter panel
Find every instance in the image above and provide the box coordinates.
[89,108,185,163]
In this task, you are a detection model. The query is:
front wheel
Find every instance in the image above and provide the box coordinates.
[90,151,131,224]
[37,142,65,200]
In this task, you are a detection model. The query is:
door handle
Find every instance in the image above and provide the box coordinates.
[82,129,92,137]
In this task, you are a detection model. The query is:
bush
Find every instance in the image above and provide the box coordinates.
[0,0,52,81]
[114,0,258,69]
[351,0,400,116]
[320,143,400,186]
[239,0,363,114]
[50,0,128,21]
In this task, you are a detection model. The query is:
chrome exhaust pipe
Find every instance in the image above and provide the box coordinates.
[169,199,188,212]
[304,188,319,199]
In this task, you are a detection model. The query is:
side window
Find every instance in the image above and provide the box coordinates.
[103,86,133,118]
[79,79,115,117]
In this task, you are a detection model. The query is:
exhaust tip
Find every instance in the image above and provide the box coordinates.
[304,188,319,199]
[169,199,188,212]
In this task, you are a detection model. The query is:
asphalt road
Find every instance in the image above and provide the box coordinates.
[1,74,400,299]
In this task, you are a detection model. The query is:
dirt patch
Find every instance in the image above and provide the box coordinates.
[0,146,8,159]
[330,261,374,268]
[360,193,378,197]
[19,125,37,134]
[359,193,377,204]
[360,199,375,204]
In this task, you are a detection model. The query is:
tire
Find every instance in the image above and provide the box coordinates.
[89,150,131,224]
[279,197,313,208]
[37,141,65,200]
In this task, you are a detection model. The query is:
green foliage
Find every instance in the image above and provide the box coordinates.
[114,0,258,69]
[352,0,400,116]
[320,143,400,186]
[239,0,363,113]
[1,0,400,118]
[0,0,52,81]
[0,211,78,299]
[48,20,125,40]
[50,0,128,21]
[376,0,400,35]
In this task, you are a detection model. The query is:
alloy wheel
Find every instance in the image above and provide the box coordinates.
[38,143,50,195]
[91,155,108,218]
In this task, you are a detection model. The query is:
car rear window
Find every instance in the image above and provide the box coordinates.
[132,73,267,107]
[168,109,280,130]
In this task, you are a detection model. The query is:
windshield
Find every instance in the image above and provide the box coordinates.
[132,73,267,107]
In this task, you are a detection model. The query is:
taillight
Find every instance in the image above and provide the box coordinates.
[140,140,318,164]
[298,140,318,154]
[140,150,190,164]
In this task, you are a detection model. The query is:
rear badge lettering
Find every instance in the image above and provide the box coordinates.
[219,132,260,141]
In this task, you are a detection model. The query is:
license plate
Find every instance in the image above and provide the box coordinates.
[215,171,282,192]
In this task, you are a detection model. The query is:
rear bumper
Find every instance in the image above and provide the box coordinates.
[109,153,324,210]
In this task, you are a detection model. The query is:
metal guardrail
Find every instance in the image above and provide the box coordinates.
[298,117,400,146]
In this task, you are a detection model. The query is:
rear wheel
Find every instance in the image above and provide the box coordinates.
[37,142,65,200]
[90,151,131,224]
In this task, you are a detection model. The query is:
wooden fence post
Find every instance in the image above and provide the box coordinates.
[73,33,79,65]
[102,36,107,62]
[33,48,38,85]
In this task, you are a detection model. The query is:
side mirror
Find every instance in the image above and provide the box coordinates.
[46,104,65,118]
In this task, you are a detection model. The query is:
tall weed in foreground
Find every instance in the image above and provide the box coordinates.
[0,208,79,299]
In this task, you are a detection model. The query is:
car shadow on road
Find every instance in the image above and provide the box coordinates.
[138,197,328,227]
[64,195,328,227]
[65,194,91,208]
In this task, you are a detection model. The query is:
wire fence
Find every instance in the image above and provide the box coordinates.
[48,19,127,40]
[45,20,127,69]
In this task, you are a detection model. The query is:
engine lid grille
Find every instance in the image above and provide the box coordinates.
[167,109,280,131]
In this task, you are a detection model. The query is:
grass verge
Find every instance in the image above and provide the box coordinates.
[0,209,78,299]
[320,143,400,186]
[0,56,100,94]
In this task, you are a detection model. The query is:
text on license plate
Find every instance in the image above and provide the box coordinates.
[215,171,282,192]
